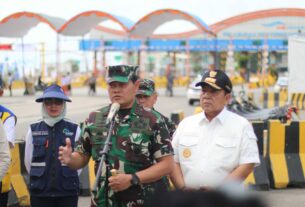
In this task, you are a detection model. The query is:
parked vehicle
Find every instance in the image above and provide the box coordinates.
[186,75,202,105]
[227,90,299,122]
[274,76,288,92]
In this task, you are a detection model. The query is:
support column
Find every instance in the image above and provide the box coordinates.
[40,42,45,81]
[102,50,106,68]
[21,38,25,78]
[93,50,97,75]
[185,40,190,77]
[209,51,216,70]
[172,52,176,68]
[56,34,61,80]
[137,50,141,66]
[127,51,133,65]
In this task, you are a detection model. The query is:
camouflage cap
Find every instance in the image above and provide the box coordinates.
[136,79,155,96]
[106,65,139,83]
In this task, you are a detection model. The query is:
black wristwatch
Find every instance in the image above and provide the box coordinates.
[130,173,141,186]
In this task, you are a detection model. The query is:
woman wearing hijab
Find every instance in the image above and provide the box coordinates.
[24,84,80,207]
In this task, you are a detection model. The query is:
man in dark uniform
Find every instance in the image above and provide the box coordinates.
[136,79,176,138]
[58,65,174,207]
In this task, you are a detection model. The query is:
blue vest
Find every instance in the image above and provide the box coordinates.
[29,119,79,197]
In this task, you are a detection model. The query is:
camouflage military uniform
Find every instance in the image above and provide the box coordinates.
[136,79,176,138]
[152,110,176,139]
[76,101,173,207]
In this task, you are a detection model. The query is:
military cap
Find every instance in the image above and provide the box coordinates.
[106,65,139,83]
[195,69,232,93]
[136,79,155,96]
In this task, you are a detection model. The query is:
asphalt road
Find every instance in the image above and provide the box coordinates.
[1,87,196,141]
[77,188,305,207]
[1,86,305,207]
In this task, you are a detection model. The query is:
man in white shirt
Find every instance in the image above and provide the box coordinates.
[0,105,16,206]
[0,132,10,207]
[0,136,10,181]
[170,69,260,190]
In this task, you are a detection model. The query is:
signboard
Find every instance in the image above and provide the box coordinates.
[0,44,12,50]
[218,16,305,39]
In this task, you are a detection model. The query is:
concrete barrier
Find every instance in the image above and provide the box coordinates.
[266,120,305,189]
[261,90,288,108]
[193,107,202,114]
[170,111,184,125]
[244,121,270,190]
[79,158,95,196]
[8,142,30,207]
[291,93,305,110]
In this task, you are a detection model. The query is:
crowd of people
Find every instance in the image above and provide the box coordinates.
[0,65,261,207]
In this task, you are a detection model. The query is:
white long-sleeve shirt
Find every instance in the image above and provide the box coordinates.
[3,116,16,145]
[172,108,260,188]
[0,106,15,180]
[0,135,10,180]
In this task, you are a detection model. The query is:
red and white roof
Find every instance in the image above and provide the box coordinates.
[0,12,65,38]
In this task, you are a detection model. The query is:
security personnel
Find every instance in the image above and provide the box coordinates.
[58,65,174,207]
[24,84,80,207]
[0,105,16,206]
[136,79,176,138]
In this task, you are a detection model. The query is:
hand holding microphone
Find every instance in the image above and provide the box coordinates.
[111,169,118,177]
[108,169,133,192]
[106,102,120,125]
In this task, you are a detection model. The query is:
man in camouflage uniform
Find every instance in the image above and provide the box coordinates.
[136,79,176,138]
[58,65,174,207]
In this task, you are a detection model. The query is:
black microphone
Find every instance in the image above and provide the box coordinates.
[106,103,120,125]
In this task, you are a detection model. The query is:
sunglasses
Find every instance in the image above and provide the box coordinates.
[43,98,64,106]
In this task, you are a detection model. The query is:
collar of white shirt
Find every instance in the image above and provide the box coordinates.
[199,107,228,125]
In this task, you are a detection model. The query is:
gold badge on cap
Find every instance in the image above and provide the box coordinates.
[209,71,217,78]
[183,148,191,158]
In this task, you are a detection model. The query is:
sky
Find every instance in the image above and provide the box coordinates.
[1,0,305,42]
[1,0,305,75]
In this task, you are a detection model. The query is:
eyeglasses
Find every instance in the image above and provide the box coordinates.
[43,99,64,106]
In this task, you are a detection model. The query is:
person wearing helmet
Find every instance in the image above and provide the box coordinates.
[24,84,81,207]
